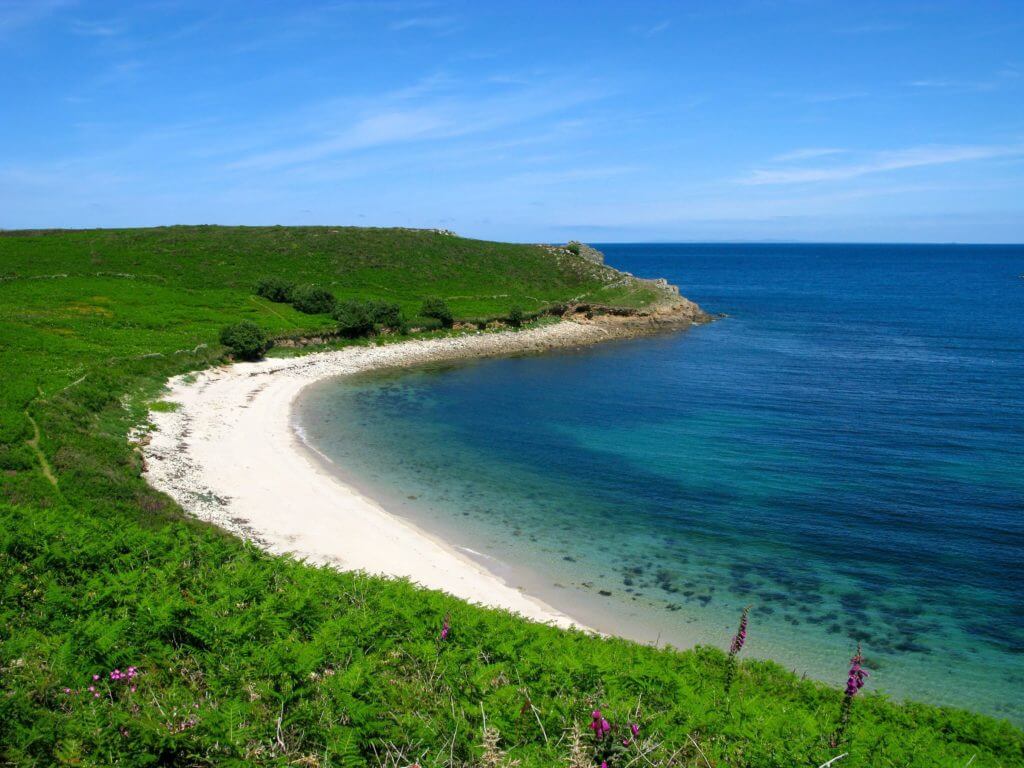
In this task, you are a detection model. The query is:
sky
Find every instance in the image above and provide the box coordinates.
[2,1,1023,242]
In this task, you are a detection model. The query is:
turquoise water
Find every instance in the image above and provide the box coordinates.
[295,244,1024,723]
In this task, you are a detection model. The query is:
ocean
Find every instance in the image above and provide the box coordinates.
[294,243,1024,723]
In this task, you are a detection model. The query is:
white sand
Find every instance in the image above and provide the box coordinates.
[141,321,624,629]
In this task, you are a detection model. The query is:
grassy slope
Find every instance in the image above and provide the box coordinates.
[0,227,1020,767]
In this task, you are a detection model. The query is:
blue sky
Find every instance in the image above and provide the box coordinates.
[2,1,1023,242]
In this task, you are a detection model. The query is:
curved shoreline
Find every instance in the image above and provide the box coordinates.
[141,318,701,629]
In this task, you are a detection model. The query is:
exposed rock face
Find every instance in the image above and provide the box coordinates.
[560,293,712,334]
[541,241,605,264]
[567,241,605,264]
[642,277,679,295]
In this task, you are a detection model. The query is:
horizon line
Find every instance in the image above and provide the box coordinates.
[1,224,1022,247]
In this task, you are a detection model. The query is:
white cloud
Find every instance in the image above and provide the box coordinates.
[740,144,1024,185]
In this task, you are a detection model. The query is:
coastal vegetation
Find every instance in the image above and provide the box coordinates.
[0,226,1020,766]
[333,298,378,339]
[291,285,337,315]
[420,296,455,329]
[219,320,270,361]
[508,305,525,328]
[253,276,296,304]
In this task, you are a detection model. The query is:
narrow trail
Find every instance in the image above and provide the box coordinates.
[25,411,60,492]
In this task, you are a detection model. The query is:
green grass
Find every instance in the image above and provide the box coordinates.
[0,226,1020,766]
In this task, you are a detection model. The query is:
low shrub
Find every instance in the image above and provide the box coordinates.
[508,305,525,328]
[332,299,375,338]
[367,299,403,329]
[253,276,295,303]
[420,296,453,328]
[566,241,581,256]
[291,285,335,314]
[218,321,268,360]
[412,316,445,332]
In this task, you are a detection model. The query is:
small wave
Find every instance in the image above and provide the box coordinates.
[291,420,336,465]
[457,546,493,560]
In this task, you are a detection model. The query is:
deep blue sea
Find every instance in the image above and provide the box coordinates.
[296,244,1024,722]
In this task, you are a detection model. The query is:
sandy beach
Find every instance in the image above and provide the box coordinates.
[141,318,684,630]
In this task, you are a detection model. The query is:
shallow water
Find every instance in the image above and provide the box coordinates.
[295,243,1024,723]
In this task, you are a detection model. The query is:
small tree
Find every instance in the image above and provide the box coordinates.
[253,277,294,303]
[291,285,335,314]
[333,299,375,338]
[219,321,268,361]
[420,296,453,328]
[507,305,525,328]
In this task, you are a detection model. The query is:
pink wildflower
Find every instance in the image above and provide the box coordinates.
[729,606,750,657]
[589,709,611,740]
[830,644,870,747]
[845,647,868,697]
[724,606,751,691]
[621,722,641,746]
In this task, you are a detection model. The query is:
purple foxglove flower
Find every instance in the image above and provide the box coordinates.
[729,607,750,657]
[845,645,869,698]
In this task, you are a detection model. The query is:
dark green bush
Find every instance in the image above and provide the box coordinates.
[253,276,295,303]
[420,296,453,328]
[566,242,581,256]
[332,299,375,338]
[219,321,268,360]
[291,285,335,314]
[367,299,403,329]
[508,305,525,328]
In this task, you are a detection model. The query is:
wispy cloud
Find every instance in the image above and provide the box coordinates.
[840,22,906,35]
[740,144,1024,185]
[907,67,1022,93]
[907,78,998,92]
[390,15,459,33]
[227,78,607,171]
[0,0,71,36]
[772,89,868,104]
[505,165,640,186]
[70,18,124,37]
[386,72,456,100]
[771,147,847,162]
[228,109,452,170]
[632,20,671,37]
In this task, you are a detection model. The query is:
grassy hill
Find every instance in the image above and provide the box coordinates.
[0,227,1020,766]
